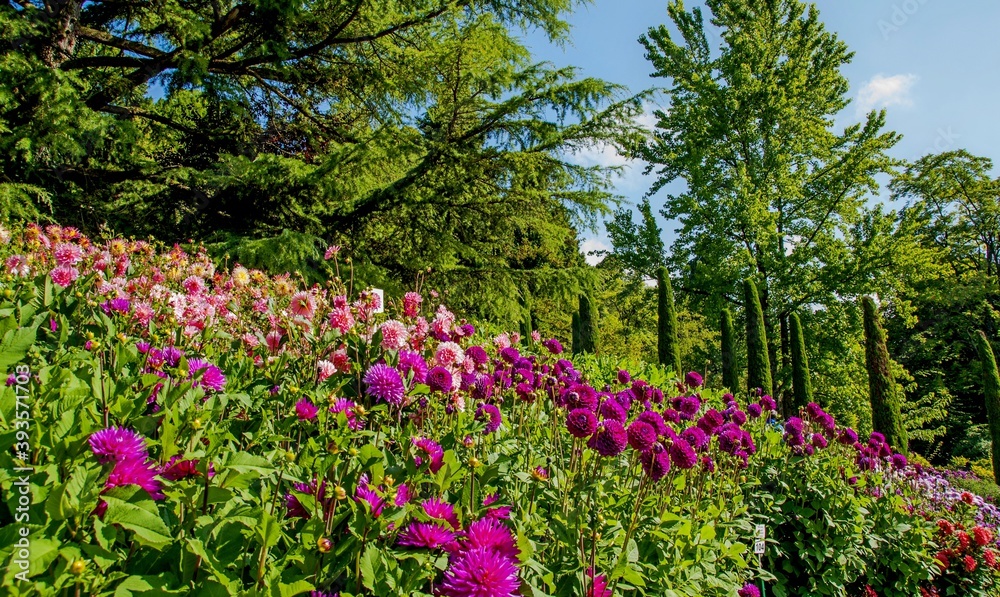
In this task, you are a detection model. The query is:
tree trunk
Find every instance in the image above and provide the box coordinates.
[41,0,82,68]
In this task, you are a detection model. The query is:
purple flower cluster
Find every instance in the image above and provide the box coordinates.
[88,427,164,512]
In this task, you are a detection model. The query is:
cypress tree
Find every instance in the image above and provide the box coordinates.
[789,312,812,412]
[861,296,908,455]
[571,311,581,355]
[721,308,737,391]
[657,266,682,375]
[973,330,1000,485]
[578,294,597,354]
[519,290,533,345]
[744,279,773,398]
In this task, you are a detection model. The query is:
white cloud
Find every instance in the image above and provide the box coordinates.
[580,238,609,266]
[856,73,918,116]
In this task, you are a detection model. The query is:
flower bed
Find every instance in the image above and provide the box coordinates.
[0,223,998,596]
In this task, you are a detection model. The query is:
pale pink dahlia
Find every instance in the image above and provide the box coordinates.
[53,242,83,266]
[435,341,464,368]
[289,291,317,319]
[50,265,79,287]
[380,320,409,351]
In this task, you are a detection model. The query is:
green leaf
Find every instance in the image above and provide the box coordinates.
[102,487,173,549]
[0,325,36,368]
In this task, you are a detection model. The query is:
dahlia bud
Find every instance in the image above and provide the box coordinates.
[70,559,86,575]
[334,486,347,500]
[317,538,332,553]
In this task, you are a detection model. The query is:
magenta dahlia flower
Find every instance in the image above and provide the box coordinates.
[286,479,328,518]
[363,363,405,405]
[637,410,667,436]
[437,548,520,597]
[398,350,428,384]
[89,427,148,464]
[476,403,502,434]
[412,437,444,473]
[188,358,226,392]
[684,371,704,388]
[397,522,456,549]
[627,420,658,452]
[160,456,201,481]
[422,498,460,529]
[294,399,318,421]
[599,399,627,424]
[587,568,612,597]
[427,366,454,393]
[587,420,628,457]
[669,438,698,469]
[738,583,761,597]
[639,445,671,481]
[463,518,520,560]
[106,457,164,500]
[566,408,598,438]
[355,474,385,518]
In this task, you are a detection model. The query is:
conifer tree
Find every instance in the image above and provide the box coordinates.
[657,266,681,375]
[745,279,773,398]
[789,312,812,411]
[571,311,581,356]
[721,308,737,391]
[862,296,908,455]
[578,294,597,354]
[973,330,1000,485]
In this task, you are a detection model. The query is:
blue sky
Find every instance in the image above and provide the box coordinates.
[521,0,1000,262]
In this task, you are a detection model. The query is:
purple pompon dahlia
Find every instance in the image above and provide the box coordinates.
[566,408,598,438]
[565,384,599,411]
[697,409,725,435]
[397,521,456,549]
[587,420,628,457]
[437,547,520,597]
[811,434,828,449]
[398,351,428,385]
[627,420,658,452]
[681,426,710,452]
[668,438,698,469]
[89,427,148,464]
[463,518,520,560]
[542,338,564,355]
[466,345,489,367]
[677,395,701,420]
[839,427,859,445]
[617,369,631,385]
[476,403,502,434]
[738,583,761,597]
[639,444,671,481]
[427,366,454,393]
[684,371,704,388]
[746,403,763,419]
[759,395,777,412]
[637,410,667,436]
[599,398,628,424]
[363,363,405,405]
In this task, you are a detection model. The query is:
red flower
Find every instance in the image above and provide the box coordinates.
[957,531,970,551]
[935,550,951,571]
[937,520,955,536]
[973,526,993,547]
[985,549,999,570]
[964,555,977,573]
[961,492,975,505]
[862,585,878,597]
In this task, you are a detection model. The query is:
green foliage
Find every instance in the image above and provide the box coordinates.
[656,266,681,375]
[973,330,1000,485]
[571,310,581,355]
[720,308,738,391]
[0,0,646,331]
[745,279,773,398]
[577,293,597,354]
[863,296,909,455]
[789,312,812,412]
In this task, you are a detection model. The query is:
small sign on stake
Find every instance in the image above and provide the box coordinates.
[755,524,766,540]
[754,539,766,555]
